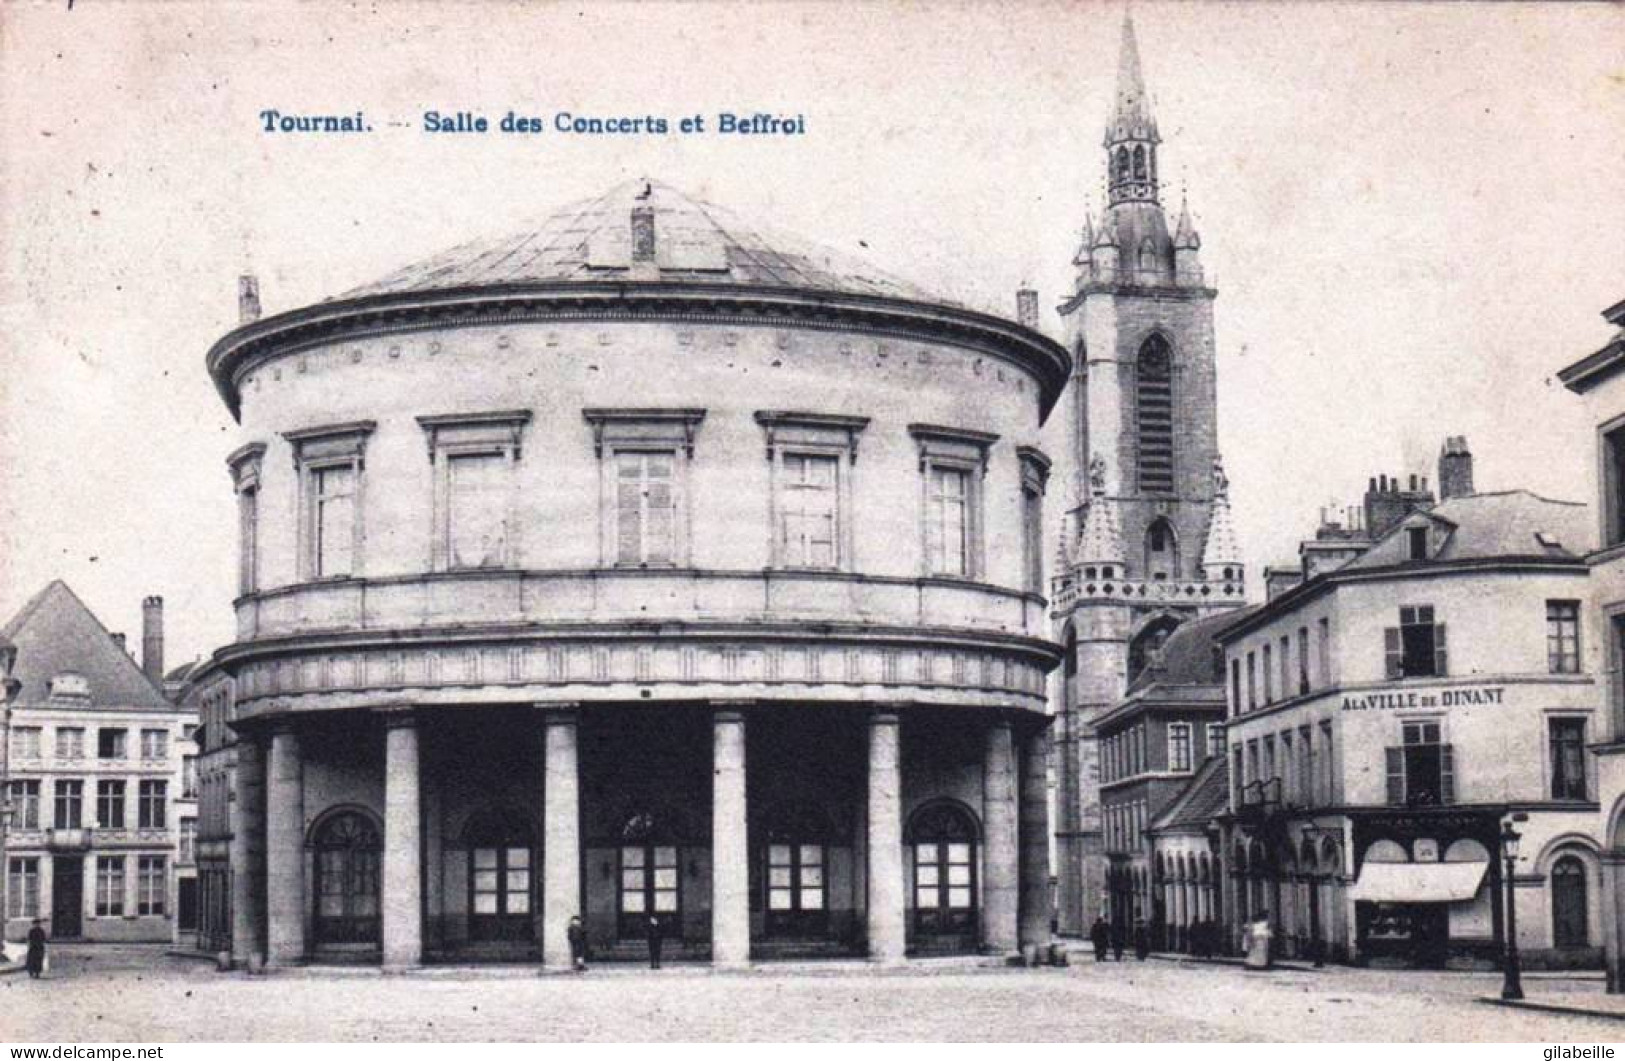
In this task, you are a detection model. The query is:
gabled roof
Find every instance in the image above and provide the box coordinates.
[1340,489,1592,571]
[1127,605,1261,695]
[1,581,170,710]
[1151,753,1228,833]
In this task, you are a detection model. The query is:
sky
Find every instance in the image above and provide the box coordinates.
[0,0,1621,672]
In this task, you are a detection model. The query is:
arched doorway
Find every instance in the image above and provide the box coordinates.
[762,802,835,938]
[465,806,535,942]
[1552,855,1590,950]
[311,808,381,947]
[617,809,683,941]
[908,801,980,949]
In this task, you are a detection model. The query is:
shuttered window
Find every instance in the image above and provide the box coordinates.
[616,451,676,566]
[1386,606,1446,678]
[1135,335,1175,493]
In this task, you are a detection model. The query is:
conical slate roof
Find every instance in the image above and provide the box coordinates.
[341,179,944,305]
[1075,496,1127,568]
[1106,14,1159,144]
[1201,493,1244,570]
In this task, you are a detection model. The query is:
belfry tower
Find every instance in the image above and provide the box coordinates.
[1049,13,1247,937]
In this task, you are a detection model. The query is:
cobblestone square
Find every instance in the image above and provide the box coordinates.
[3,946,1623,1042]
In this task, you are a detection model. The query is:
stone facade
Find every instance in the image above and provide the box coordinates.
[1050,15,1247,937]
[204,180,1068,966]
[1558,295,1625,989]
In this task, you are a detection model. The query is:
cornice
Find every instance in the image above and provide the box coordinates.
[205,282,1072,423]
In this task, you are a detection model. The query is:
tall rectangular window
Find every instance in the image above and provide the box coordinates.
[1550,717,1588,800]
[1298,627,1311,695]
[228,441,267,595]
[96,779,126,829]
[1168,723,1192,772]
[13,727,41,759]
[54,779,83,828]
[1018,447,1051,595]
[138,856,166,916]
[1605,423,1625,548]
[1262,645,1274,703]
[96,856,125,917]
[1385,605,1446,679]
[140,729,169,760]
[7,780,40,829]
[1280,636,1292,698]
[57,727,85,760]
[1230,658,1242,715]
[1247,653,1257,710]
[1207,724,1225,761]
[313,464,356,577]
[98,728,127,760]
[1548,601,1581,674]
[1298,725,1313,803]
[1386,720,1453,806]
[616,451,677,566]
[180,818,197,863]
[926,466,970,576]
[781,453,839,568]
[446,452,509,569]
[1317,617,1332,685]
[7,857,39,918]
[1319,721,1334,804]
[139,779,167,829]
[182,755,198,798]
[286,421,375,581]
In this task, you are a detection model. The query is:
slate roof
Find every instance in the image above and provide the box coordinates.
[341,179,945,306]
[1341,490,1592,571]
[1126,604,1261,695]
[1151,753,1229,833]
[1,581,170,710]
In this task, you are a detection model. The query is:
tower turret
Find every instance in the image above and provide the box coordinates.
[1173,196,1203,286]
[1104,14,1160,207]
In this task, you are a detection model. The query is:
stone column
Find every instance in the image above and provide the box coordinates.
[866,710,906,963]
[381,710,422,969]
[230,738,266,967]
[265,724,306,966]
[711,709,750,967]
[982,719,1019,954]
[1018,729,1052,951]
[541,709,581,968]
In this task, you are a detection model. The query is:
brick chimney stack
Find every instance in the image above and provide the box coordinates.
[1439,436,1474,500]
[1016,288,1040,331]
[142,596,164,686]
[239,274,261,324]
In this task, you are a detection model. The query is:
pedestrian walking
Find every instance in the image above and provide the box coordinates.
[567,915,588,971]
[1110,920,1125,962]
[645,913,663,969]
[1133,918,1150,961]
[25,920,46,980]
[1089,916,1109,963]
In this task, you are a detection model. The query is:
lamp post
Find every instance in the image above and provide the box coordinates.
[1500,819,1524,1001]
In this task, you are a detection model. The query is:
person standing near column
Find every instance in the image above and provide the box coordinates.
[645,913,662,969]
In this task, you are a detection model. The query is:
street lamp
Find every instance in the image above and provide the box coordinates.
[1501,819,1524,1001]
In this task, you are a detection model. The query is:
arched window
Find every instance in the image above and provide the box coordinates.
[763,803,836,937]
[465,806,535,942]
[908,802,980,940]
[1144,518,1179,581]
[1115,147,1131,185]
[312,809,381,946]
[1139,238,1158,273]
[617,808,683,940]
[1133,145,1147,180]
[1136,335,1175,494]
[1552,855,1590,949]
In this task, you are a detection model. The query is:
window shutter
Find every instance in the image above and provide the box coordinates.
[616,474,642,563]
[1384,628,1402,679]
[1385,747,1405,805]
[1440,745,1456,805]
[1433,623,1448,677]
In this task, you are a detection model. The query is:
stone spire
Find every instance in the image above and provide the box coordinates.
[1074,455,1127,571]
[1173,195,1200,249]
[1201,455,1244,582]
[1104,11,1161,207]
[1072,214,1095,265]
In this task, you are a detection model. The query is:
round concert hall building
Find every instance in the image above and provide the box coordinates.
[205,180,1068,966]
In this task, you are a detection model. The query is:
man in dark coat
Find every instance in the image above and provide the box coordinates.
[645,913,663,969]
[1110,919,1125,962]
[566,915,588,971]
[25,920,46,979]
[1133,918,1150,960]
[1089,916,1110,963]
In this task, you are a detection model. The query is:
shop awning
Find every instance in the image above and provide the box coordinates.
[1350,860,1487,903]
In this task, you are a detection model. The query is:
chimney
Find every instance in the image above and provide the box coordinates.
[111,632,127,654]
[239,274,261,324]
[1439,435,1475,500]
[142,596,164,686]
[1016,288,1040,330]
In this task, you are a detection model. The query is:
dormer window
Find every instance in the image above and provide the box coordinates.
[47,673,90,702]
[1406,526,1428,562]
